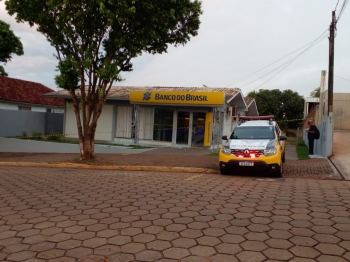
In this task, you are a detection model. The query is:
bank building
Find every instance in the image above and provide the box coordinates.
[46,86,258,149]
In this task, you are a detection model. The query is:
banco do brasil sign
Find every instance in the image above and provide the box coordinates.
[130,90,225,106]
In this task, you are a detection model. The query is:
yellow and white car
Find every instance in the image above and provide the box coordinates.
[219,115,287,176]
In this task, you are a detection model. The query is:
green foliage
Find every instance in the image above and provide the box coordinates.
[47,132,63,141]
[207,152,219,156]
[0,20,24,76]
[0,66,8,76]
[287,136,309,160]
[310,87,320,98]
[21,131,28,139]
[5,0,202,90]
[54,59,80,90]
[31,131,43,140]
[286,130,297,137]
[247,89,305,128]
[296,140,309,160]
[5,0,202,160]
[278,118,288,132]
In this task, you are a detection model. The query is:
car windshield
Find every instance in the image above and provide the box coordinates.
[230,126,275,139]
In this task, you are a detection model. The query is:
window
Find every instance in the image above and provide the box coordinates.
[139,107,154,140]
[231,106,237,117]
[231,126,275,139]
[116,106,133,138]
[153,108,173,142]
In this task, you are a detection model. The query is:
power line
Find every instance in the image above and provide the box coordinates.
[225,30,328,88]
[336,0,349,21]
[249,34,328,92]
[335,75,350,82]
[335,0,340,11]
[225,1,348,91]
[238,32,328,90]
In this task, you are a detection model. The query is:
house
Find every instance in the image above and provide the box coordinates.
[0,76,64,137]
[305,92,350,130]
[319,91,350,130]
[45,86,258,148]
[0,76,64,112]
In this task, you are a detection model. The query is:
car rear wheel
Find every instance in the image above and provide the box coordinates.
[282,152,286,163]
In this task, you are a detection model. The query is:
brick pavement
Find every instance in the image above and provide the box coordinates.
[1,167,350,261]
[0,151,342,180]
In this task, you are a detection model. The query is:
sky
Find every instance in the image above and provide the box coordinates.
[1,0,349,98]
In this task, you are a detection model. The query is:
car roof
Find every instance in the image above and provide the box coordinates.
[237,120,276,127]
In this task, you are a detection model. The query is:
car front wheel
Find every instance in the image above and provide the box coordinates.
[220,166,230,175]
[275,162,283,177]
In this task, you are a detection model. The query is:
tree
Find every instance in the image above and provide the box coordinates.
[247,89,305,128]
[310,87,320,98]
[0,20,24,76]
[5,0,202,160]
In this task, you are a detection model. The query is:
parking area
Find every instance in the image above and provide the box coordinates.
[1,167,350,261]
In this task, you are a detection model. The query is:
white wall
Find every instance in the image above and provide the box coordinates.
[0,102,61,113]
[65,104,114,141]
[222,115,233,137]
[0,102,17,110]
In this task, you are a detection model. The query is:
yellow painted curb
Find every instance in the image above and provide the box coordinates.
[0,162,218,174]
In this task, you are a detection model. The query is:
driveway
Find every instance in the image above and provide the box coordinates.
[331,130,350,180]
[0,167,350,261]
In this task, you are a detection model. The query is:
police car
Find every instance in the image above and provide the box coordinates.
[219,115,287,176]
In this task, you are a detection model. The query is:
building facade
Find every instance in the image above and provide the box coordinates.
[0,76,64,113]
[0,76,64,137]
[46,86,258,148]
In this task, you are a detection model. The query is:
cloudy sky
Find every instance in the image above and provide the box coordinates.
[1,0,349,98]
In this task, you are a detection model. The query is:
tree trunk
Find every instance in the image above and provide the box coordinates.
[79,130,95,160]
[71,90,102,161]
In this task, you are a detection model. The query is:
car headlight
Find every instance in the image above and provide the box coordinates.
[221,146,231,155]
[264,147,277,156]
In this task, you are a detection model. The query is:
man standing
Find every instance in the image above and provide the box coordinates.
[306,120,317,155]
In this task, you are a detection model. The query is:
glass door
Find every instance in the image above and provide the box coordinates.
[176,111,190,145]
[192,112,206,146]
[153,108,173,142]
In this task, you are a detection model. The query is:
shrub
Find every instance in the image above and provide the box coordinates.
[21,131,28,139]
[31,131,43,140]
[278,118,288,132]
[47,132,63,141]
[286,130,296,137]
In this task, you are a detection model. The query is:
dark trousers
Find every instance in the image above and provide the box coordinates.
[308,139,314,155]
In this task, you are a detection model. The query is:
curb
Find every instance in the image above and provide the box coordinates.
[0,161,219,174]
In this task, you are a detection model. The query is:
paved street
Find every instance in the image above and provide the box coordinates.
[1,167,350,262]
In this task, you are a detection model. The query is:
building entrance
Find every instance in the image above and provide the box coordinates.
[192,112,206,147]
[175,111,206,147]
[176,111,190,145]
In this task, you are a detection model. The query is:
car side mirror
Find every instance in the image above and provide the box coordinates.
[279,135,287,141]
[222,135,228,140]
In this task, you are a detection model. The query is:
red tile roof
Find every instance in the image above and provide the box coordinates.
[45,86,241,103]
[0,76,64,107]
[244,97,255,106]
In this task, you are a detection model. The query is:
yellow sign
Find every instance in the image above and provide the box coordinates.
[130,91,225,106]
[204,112,212,146]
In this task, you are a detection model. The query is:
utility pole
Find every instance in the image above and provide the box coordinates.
[328,11,336,117]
